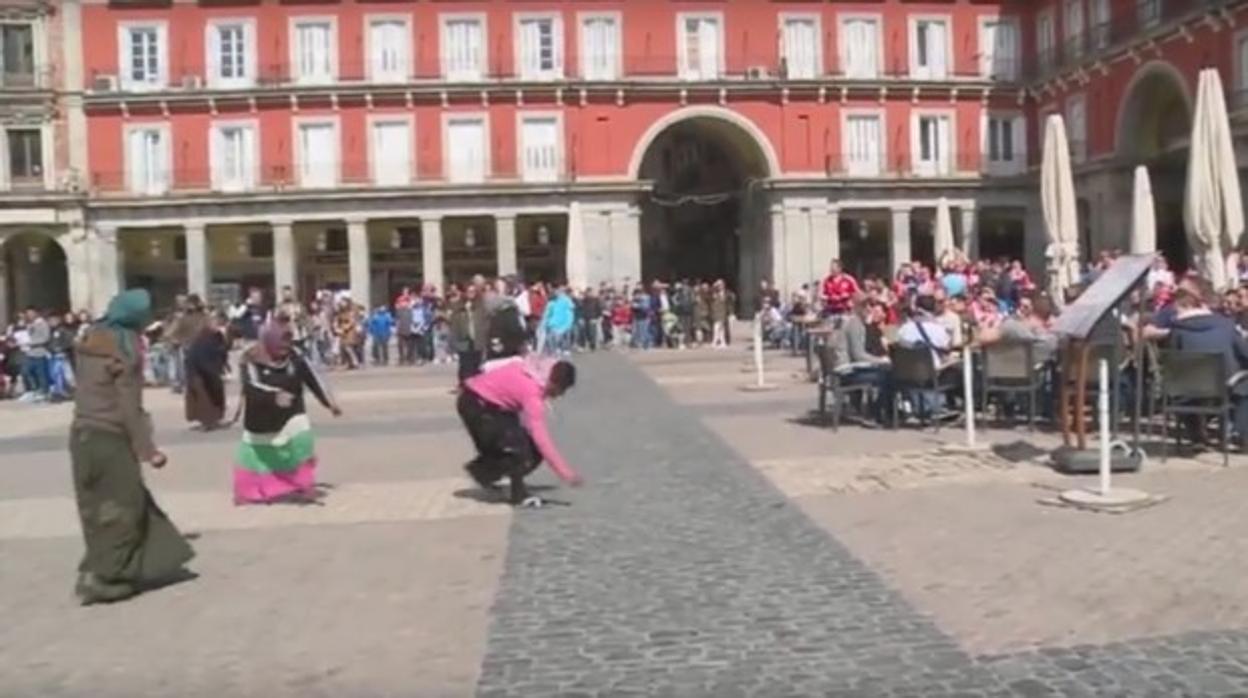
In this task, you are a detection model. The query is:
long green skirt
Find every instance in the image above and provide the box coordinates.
[70,428,195,586]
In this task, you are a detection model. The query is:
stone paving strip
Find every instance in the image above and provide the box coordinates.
[0,478,507,540]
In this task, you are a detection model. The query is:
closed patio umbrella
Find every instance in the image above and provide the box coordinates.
[1130,165,1156,256]
[1185,67,1244,290]
[1041,114,1080,301]
[933,197,955,266]
[565,200,589,289]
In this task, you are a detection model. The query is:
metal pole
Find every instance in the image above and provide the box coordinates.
[754,314,765,388]
[963,347,976,448]
[1099,358,1111,496]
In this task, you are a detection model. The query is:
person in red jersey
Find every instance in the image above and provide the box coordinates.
[821,259,860,317]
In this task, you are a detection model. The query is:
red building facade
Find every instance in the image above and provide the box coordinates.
[1,0,1245,316]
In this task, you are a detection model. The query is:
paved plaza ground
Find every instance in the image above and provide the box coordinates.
[5,347,1248,696]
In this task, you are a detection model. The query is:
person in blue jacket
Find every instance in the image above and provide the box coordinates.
[367,306,395,366]
[541,286,576,357]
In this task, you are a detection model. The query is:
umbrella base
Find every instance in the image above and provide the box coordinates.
[1051,446,1143,474]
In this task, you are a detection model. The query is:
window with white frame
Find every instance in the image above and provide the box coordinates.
[781,15,820,80]
[446,116,487,183]
[1089,0,1111,49]
[520,115,561,183]
[913,113,952,176]
[911,18,949,80]
[293,19,335,85]
[442,15,485,81]
[207,20,254,89]
[1139,0,1161,28]
[679,14,722,80]
[126,125,169,195]
[297,120,338,188]
[984,114,1026,174]
[844,113,883,176]
[6,127,42,188]
[1037,11,1055,71]
[517,15,562,80]
[579,14,620,80]
[211,122,256,192]
[371,118,412,186]
[119,24,166,90]
[369,17,410,83]
[1,24,36,86]
[840,17,880,79]
[979,18,1019,80]
[1066,94,1087,163]
[1065,0,1085,59]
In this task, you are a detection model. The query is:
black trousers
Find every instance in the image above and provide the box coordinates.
[457,391,541,503]
[457,347,482,384]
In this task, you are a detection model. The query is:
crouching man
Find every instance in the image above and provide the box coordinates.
[458,358,582,507]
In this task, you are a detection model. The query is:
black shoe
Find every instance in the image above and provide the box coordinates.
[464,460,500,490]
[74,572,137,606]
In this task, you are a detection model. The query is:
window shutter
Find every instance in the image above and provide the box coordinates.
[1013,116,1026,168]
[929,22,947,78]
[699,19,719,78]
[242,126,256,189]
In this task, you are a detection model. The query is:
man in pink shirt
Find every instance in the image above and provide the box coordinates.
[458,358,582,507]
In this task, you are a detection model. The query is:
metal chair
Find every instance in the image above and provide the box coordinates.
[816,342,875,431]
[889,345,959,431]
[981,341,1042,431]
[1158,349,1232,467]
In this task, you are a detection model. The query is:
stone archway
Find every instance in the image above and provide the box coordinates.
[1115,61,1193,269]
[0,230,70,323]
[632,108,775,309]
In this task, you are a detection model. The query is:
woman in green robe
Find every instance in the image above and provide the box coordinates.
[70,289,195,605]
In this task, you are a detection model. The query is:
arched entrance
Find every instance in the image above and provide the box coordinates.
[633,109,775,303]
[1116,61,1193,269]
[1,231,69,323]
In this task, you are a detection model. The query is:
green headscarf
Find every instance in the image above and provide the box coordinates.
[97,289,153,360]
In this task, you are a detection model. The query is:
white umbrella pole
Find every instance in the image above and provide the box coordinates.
[1098,358,1111,496]
[963,348,976,449]
[754,314,765,388]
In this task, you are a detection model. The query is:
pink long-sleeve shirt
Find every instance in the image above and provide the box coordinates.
[464,361,578,483]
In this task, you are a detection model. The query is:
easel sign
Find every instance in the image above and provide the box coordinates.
[1052,254,1152,469]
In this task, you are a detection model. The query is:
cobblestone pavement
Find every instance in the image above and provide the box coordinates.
[475,351,1248,697]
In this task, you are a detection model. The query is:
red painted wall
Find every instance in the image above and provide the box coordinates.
[83,0,1034,190]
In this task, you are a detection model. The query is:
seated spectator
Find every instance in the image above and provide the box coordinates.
[1167,283,1248,449]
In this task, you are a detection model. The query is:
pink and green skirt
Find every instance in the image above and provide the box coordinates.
[233,414,318,504]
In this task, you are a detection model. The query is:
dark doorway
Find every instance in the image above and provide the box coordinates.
[638,115,770,305]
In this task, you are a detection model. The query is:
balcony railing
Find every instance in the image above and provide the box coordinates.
[86,52,1022,96]
[0,65,54,91]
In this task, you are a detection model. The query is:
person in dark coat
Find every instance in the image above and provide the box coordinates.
[184,313,229,430]
[1168,283,1248,448]
[449,284,490,383]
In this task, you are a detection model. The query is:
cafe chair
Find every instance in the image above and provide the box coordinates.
[816,343,874,431]
[981,341,1042,431]
[1158,349,1234,467]
[889,345,959,432]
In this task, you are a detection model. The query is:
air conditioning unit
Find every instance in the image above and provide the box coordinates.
[746,66,771,80]
[181,74,204,90]
[91,74,119,92]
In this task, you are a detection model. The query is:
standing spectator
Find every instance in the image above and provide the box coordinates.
[821,259,861,318]
[671,281,694,348]
[450,283,489,382]
[693,282,711,345]
[710,282,730,349]
[333,301,360,369]
[367,305,394,366]
[277,286,308,355]
[630,288,652,349]
[394,292,416,365]
[577,286,603,351]
[184,313,229,431]
[541,286,576,357]
[48,314,76,401]
[230,287,267,344]
[22,307,50,402]
[169,295,207,390]
[611,295,632,349]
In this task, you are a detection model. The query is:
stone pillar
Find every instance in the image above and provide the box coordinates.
[890,206,913,274]
[271,221,296,295]
[583,208,611,286]
[818,205,840,273]
[959,205,978,259]
[347,218,370,306]
[496,214,517,276]
[607,206,641,286]
[769,204,786,292]
[421,215,444,291]
[88,225,122,315]
[783,206,813,296]
[61,224,92,313]
[184,222,209,299]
